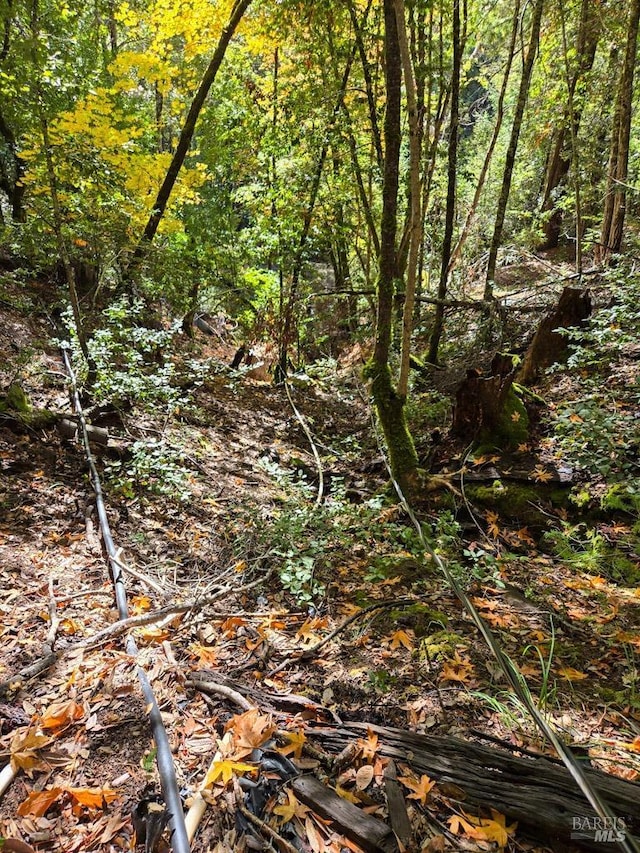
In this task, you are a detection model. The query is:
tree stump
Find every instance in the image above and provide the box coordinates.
[518,286,591,385]
[451,354,528,449]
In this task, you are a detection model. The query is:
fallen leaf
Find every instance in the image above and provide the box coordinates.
[398,773,435,805]
[556,666,588,681]
[355,765,374,790]
[226,708,276,755]
[277,729,306,760]
[203,759,256,786]
[17,787,64,817]
[41,699,84,731]
[389,629,414,651]
[358,729,379,763]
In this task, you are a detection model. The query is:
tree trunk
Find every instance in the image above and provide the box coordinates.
[538,0,599,251]
[367,0,419,496]
[393,0,422,398]
[130,0,252,264]
[447,0,520,276]
[484,0,544,299]
[427,0,461,365]
[598,0,640,263]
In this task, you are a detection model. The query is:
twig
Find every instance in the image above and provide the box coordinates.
[267,597,418,677]
[187,678,255,712]
[110,549,166,595]
[234,785,300,853]
[284,381,324,506]
[45,576,61,650]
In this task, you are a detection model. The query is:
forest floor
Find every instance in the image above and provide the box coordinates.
[0,259,639,853]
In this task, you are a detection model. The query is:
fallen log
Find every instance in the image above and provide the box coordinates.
[308,721,640,851]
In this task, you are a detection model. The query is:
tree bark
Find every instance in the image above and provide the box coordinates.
[427,0,461,365]
[598,0,640,263]
[538,0,599,251]
[367,0,419,495]
[484,0,544,299]
[447,0,520,276]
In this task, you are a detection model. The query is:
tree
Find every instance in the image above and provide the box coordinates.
[537,0,600,252]
[366,0,419,495]
[597,0,640,263]
[484,0,545,299]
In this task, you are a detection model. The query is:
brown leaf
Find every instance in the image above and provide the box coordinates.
[17,787,64,817]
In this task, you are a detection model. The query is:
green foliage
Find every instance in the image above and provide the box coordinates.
[543,523,640,585]
[105,439,193,503]
[550,269,640,483]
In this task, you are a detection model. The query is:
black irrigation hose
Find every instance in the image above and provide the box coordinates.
[61,347,191,853]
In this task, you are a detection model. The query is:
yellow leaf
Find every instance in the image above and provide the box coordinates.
[390,629,414,651]
[532,465,553,483]
[273,788,300,823]
[569,412,583,423]
[511,411,520,422]
[277,729,306,760]
[398,774,436,805]
[203,759,256,787]
[478,809,518,846]
[557,666,588,681]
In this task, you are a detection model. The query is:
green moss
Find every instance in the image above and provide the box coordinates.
[5,382,30,413]
[478,386,529,450]
[467,480,570,525]
[365,360,419,495]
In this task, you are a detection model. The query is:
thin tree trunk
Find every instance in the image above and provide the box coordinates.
[394,0,422,398]
[484,0,544,299]
[598,0,640,262]
[277,1,373,378]
[367,0,419,494]
[447,0,520,276]
[346,0,384,172]
[538,0,599,251]
[131,0,252,263]
[427,0,461,365]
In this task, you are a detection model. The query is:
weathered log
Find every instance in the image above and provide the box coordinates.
[292,775,399,853]
[308,722,640,851]
[518,286,591,385]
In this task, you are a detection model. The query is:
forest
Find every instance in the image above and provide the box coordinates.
[1,0,640,851]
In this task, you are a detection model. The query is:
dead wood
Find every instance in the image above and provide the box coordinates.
[518,286,592,385]
[308,721,640,850]
[292,775,399,853]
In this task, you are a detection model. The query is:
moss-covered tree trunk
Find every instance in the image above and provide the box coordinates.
[367,0,419,495]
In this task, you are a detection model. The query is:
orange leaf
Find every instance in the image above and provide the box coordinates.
[358,729,379,763]
[390,629,414,651]
[440,654,475,684]
[67,786,118,812]
[398,773,435,805]
[17,787,64,817]
[41,699,84,730]
[485,511,500,539]
[226,708,276,755]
